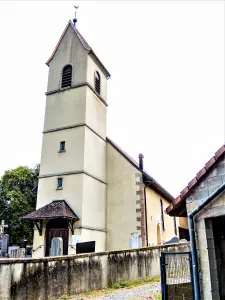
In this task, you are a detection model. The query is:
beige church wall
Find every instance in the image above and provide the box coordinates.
[81,174,106,230]
[146,188,178,245]
[84,127,106,181]
[47,24,88,92]
[67,227,106,254]
[43,87,86,132]
[106,143,140,251]
[79,228,106,252]
[85,88,107,139]
[36,174,84,220]
[39,127,85,176]
[87,55,107,101]
[32,228,46,258]
[178,217,189,230]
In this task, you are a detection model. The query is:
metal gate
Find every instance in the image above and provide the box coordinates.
[160,252,194,300]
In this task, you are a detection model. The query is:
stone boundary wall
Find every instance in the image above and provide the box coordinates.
[0,243,190,300]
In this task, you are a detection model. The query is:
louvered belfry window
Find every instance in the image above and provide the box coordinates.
[61,65,72,88]
[94,71,101,95]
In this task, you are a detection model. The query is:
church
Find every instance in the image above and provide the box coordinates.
[22,18,188,258]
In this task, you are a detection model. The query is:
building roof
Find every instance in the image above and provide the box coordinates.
[166,144,225,217]
[106,137,174,202]
[46,20,110,78]
[21,200,79,220]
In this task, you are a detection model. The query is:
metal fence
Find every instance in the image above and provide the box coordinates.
[160,252,194,300]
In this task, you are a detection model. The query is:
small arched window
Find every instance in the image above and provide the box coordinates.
[61,65,72,88]
[94,71,101,95]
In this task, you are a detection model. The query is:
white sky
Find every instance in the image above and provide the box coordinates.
[0,1,224,197]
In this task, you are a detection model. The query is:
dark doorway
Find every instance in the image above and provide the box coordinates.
[212,216,225,299]
[45,218,69,256]
[76,241,95,254]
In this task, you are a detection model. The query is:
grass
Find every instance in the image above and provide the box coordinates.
[68,275,161,299]
[154,293,162,300]
[110,275,160,289]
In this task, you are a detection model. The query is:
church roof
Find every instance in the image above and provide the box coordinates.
[166,144,225,217]
[21,200,79,220]
[106,137,174,202]
[46,21,110,78]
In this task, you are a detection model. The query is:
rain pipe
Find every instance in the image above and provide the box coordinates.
[188,182,225,300]
[144,181,154,246]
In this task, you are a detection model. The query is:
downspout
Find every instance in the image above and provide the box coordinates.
[138,153,153,247]
[188,182,225,300]
[144,181,153,246]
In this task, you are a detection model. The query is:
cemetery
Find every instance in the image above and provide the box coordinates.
[0,241,189,299]
[0,221,29,259]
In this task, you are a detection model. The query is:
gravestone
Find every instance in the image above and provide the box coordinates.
[129,232,142,249]
[50,237,63,256]
[163,236,179,245]
[9,248,25,258]
[1,234,9,257]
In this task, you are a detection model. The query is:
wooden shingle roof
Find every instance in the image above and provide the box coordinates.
[21,200,79,220]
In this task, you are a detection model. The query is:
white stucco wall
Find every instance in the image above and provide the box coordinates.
[82,174,106,229]
[85,88,107,139]
[79,228,106,252]
[36,174,83,220]
[39,126,85,176]
[106,143,140,250]
[87,55,107,101]
[84,127,106,181]
[47,24,88,92]
[32,228,46,258]
[43,87,87,132]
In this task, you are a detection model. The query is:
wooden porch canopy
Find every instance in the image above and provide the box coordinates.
[21,200,79,236]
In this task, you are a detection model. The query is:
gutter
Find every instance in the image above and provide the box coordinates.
[188,182,225,300]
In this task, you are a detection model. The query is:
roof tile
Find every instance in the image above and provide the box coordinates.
[173,195,181,206]
[188,177,197,189]
[205,156,216,170]
[196,167,206,180]
[215,145,225,159]
[180,186,189,198]
[167,143,225,216]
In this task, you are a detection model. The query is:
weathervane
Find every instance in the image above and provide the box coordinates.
[73,5,79,27]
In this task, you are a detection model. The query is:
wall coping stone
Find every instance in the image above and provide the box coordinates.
[0,242,189,264]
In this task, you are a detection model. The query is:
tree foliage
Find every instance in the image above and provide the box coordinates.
[0,165,39,244]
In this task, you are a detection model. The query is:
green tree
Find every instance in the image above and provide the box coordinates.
[0,165,39,244]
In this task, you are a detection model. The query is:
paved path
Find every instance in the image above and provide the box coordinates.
[72,283,161,300]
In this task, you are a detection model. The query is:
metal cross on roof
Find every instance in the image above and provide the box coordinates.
[0,220,8,237]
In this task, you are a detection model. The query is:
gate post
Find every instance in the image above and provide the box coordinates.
[160,252,167,300]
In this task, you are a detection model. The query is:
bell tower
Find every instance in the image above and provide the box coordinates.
[32,20,110,257]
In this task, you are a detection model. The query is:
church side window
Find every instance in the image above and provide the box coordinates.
[57,177,63,189]
[160,199,165,232]
[61,65,72,88]
[59,141,65,152]
[94,71,101,95]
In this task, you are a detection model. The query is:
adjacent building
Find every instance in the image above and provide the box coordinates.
[23,20,188,258]
[167,144,225,299]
